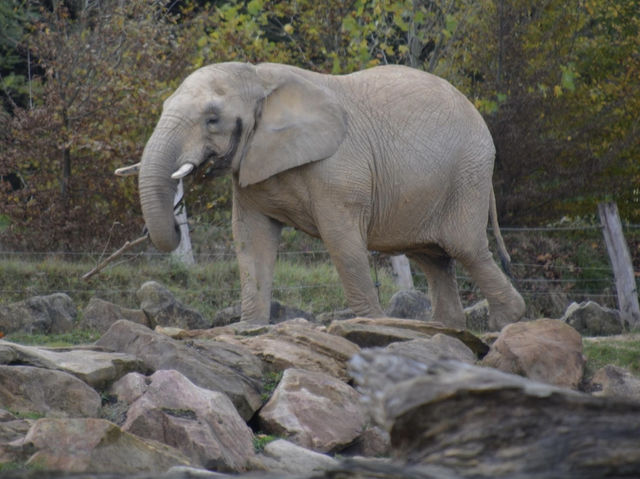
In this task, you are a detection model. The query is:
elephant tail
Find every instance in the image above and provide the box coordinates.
[489,187,513,279]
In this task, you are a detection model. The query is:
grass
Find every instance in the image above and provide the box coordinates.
[0,245,397,329]
[4,330,102,347]
[582,335,640,377]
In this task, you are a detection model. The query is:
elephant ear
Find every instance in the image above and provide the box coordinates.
[238,64,347,187]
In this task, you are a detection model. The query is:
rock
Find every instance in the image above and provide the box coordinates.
[0,365,101,418]
[259,368,366,453]
[0,340,144,389]
[339,426,391,458]
[212,303,242,327]
[385,290,432,321]
[385,335,476,365]
[561,300,624,336]
[480,318,585,389]
[327,317,488,357]
[588,364,640,400]
[258,439,339,474]
[213,301,315,327]
[350,349,640,478]
[110,372,149,404]
[20,418,191,473]
[0,293,76,335]
[0,409,32,463]
[79,297,150,333]
[137,281,210,330]
[531,290,569,319]
[240,319,360,380]
[316,309,355,325]
[269,301,315,324]
[464,299,489,331]
[123,369,256,472]
[167,465,228,477]
[96,320,263,420]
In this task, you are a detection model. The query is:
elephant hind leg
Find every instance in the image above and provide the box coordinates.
[459,248,525,331]
[408,253,466,329]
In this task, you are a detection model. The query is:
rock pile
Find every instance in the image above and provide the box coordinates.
[1,285,639,478]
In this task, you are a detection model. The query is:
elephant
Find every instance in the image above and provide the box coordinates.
[117,62,525,330]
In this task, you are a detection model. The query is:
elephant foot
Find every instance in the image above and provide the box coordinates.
[432,310,466,330]
[487,293,526,331]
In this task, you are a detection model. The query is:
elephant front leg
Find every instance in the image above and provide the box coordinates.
[319,222,384,318]
[232,198,282,324]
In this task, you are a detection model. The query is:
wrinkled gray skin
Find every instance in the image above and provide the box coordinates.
[136,62,525,330]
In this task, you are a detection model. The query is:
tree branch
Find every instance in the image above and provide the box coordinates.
[81,233,149,280]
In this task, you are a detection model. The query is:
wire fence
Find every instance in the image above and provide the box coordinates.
[1,224,639,318]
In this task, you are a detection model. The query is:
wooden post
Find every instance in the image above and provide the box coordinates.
[172,179,195,265]
[598,201,640,329]
[391,255,414,290]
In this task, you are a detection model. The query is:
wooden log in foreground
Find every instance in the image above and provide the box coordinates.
[350,350,640,478]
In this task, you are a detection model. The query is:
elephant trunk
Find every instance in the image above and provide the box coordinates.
[138,123,183,252]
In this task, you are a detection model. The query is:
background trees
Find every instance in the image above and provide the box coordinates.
[1,0,638,250]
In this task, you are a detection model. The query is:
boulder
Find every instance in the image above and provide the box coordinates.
[240,319,361,380]
[339,426,390,458]
[20,418,191,473]
[350,348,640,478]
[258,439,339,475]
[384,290,432,321]
[259,368,366,453]
[464,299,489,331]
[79,297,150,333]
[588,364,640,400]
[315,308,355,325]
[385,335,476,365]
[137,281,210,330]
[109,372,149,404]
[561,301,624,336]
[0,409,32,463]
[123,369,256,472]
[327,317,488,357]
[0,365,101,418]
[480,318,585,389]
[0,340,144,389]
[96,320,263,420]
[0,293,76,335]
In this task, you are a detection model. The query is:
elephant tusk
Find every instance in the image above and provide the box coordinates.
[114,163,140,177]
[171,163,195,180]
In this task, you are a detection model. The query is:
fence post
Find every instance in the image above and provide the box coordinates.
[598,201,640,329]
[391,255,414,290]
[172,179,195,265]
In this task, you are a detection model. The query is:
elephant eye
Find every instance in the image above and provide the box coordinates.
[206,117,219,127]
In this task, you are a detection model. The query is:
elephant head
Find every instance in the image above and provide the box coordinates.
[130,62,347,252]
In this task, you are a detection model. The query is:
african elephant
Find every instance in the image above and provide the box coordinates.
[119,62,525,330]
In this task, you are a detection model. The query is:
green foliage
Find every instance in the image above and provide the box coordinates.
[253,433,278,453]
[1,0,639,252]
[261,370,283,402]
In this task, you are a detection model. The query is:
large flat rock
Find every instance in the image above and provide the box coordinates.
[0,340,144,389]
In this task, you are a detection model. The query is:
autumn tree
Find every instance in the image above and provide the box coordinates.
[1,0,200,250]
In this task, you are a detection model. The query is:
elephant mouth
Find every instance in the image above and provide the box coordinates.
[196,118,243,180]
